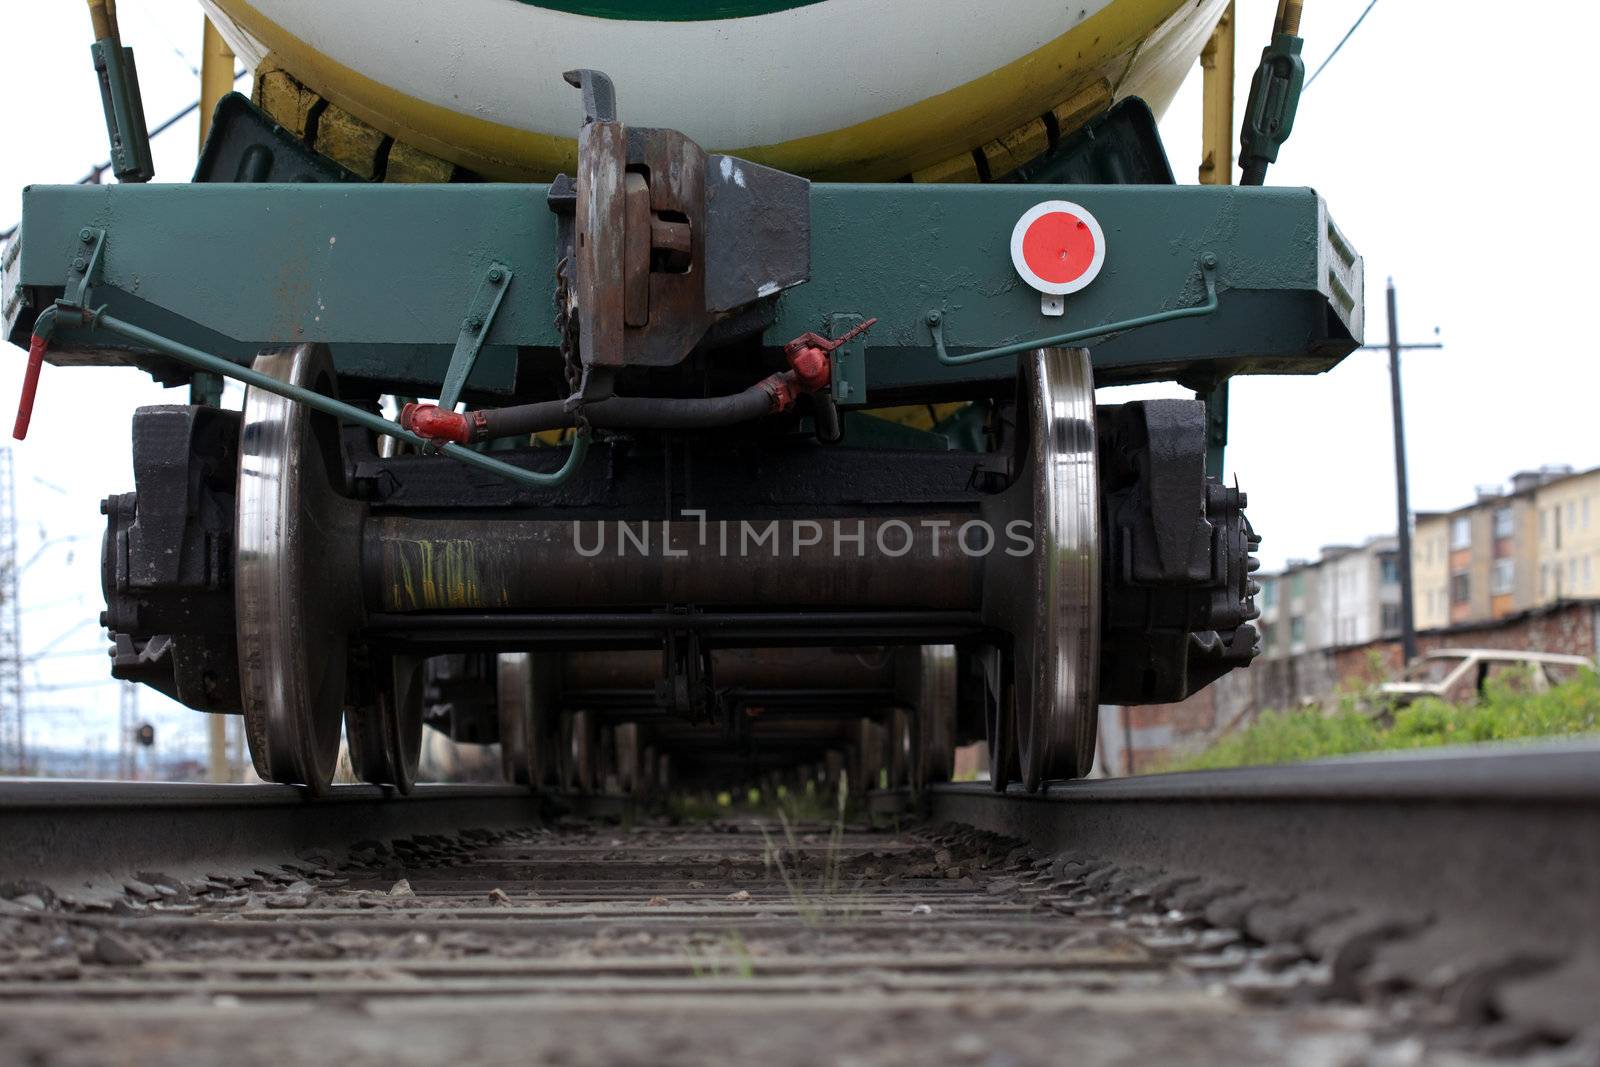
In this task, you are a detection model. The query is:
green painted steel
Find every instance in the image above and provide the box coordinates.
[6,182,1360,395]
[437,261,514,411]
[90,39,153,184]
[1240,31,1305,186]
[1203,378,1229,478]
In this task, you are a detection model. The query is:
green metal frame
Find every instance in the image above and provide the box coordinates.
[32,228,585,489]
[6,181,1362,399]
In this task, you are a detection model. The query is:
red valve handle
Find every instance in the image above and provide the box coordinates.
[13,333,48,440]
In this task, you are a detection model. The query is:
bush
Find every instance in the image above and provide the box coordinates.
[1166,668,1600,772]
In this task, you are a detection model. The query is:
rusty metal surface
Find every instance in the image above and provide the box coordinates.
[620,124,709,367]
[622,172,650,328]
[574,119,627,371]
[362,515,985,613]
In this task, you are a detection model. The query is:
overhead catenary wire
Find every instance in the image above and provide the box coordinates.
[1305,0,1381,88]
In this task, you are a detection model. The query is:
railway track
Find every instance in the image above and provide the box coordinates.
[1,744,1597,1066]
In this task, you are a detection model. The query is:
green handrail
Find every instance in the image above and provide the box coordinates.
[927,253,1220,365]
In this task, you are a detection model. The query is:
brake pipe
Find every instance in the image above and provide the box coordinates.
[402,381,780,444]
[926,254,1219,366]
[401,318,877,445]
[20,304,587,489]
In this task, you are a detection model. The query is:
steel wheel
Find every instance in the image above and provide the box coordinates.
[888,707,913,790]
[561,709,597,793]
[913,644,958,788]
[979,645,1018,792]
[854,717,887,796]
[983,347,1100,791]
[346,653,425,792]
[613,722,641,793]
[497,654,532,785]
[641,744,659,797]
[497,652,559,787]
[236,344,363,794]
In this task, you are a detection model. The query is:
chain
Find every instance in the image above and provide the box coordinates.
[554,254,582,396]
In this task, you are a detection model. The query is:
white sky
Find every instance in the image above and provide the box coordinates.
[2,0,1599,754]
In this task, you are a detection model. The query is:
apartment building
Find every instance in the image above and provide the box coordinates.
[1413,512,1450,630]
[1412,465,1597,629]
[1535,467,1600,602]
[1257,536,1401,659]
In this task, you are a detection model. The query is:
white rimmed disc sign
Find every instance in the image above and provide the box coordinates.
[1009,200,1106,316]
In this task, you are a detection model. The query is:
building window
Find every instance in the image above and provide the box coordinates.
[1553,510,1562,550]
[1450,572,1470,604]
[1261,580,1277,608]
[1540,510,1548,542]
[1541,565,1549,598]
[1450,516,1471,549]
[1585,497,1592,529]
[1585,556,1594,590]
[1380,603,1404,634]
[1571,559,1581,588]
[1568,503,1577,530]
[1491,558,1514,595]
[1290,617,1306,645]
[1492,507,1511,539]
[1289,574,1304,599]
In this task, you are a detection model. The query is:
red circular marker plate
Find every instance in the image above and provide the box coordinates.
[1010,201,1106,296]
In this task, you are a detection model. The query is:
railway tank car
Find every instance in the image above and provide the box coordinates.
[4,0,1360,794]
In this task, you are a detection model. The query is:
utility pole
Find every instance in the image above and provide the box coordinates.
[1363,280,1442,665]
[1386,281,1416,663]
[0,450,23,773]
[117,681,138,779]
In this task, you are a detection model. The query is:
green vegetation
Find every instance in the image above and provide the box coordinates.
[1167,668,1600,772]
[760,774,866,925]
[686,931,757,980]
[667,777,857,825]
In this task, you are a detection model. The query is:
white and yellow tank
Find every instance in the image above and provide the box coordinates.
[201,0,1226,181]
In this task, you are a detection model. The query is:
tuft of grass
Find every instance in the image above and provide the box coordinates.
[760,772,862,925]
[686,930,756,980]
[1167,667,1600,772]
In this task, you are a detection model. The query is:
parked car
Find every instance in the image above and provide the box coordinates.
[1378,649,1594,707]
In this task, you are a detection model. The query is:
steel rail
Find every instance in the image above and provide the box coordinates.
[1,743,1595,1044]
[929,741,1600,1043]
[0,782,543,887]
